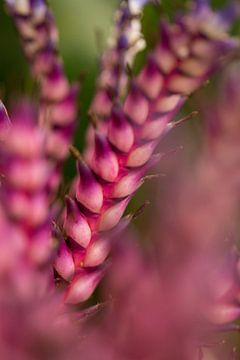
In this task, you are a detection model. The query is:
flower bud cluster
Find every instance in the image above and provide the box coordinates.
[160,63,240,329]
[90,0,146,120]
[1,1,240,357]
[0,103,53,265]
[57,2,239,304]
[5,0,79,194]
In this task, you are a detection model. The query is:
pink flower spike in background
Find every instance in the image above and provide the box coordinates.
[0,102,52,265]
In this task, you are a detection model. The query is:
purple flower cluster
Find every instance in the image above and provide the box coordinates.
[0,102,53,265]
[1,0,240,358]
[57,0,239,305]
[5,0,79,196]
[90,0,146,118]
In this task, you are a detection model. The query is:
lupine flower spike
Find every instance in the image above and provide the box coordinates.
[90,0,147,120]
[86,0,148,152]
[76,65,240,360]
[57,1,240,304]
[0,102,53,266]
[5,0,79,195]
[1,0,240,358]
[0,203,79,359]
[158,62,240,333]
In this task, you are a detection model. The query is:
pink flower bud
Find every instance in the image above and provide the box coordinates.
[47,165,61,194]
[191,38,217,59]
[71,244,86,269]
[41,64,69,101]
[140,115,170,141]
[8,191,48,226]
[6,125,45,158]
[167,74,199,95]
[32,48,55,74]
[84,237,111,267]
[98,197,130,232]
[6,159,50,191]
[154,44,177,74]
[108,107,134,152]
[127,141,157,167]
[124,86,149,125]
[31,1,48,21]
[54,240,75,281]
[90,89,112,118]
[155,94,183,113]
[112,170,142,198]
[50,84,78,126]
[76,160,103,213]
[64,197,92,248]
[170,26,190,59]
[11,0,31,15]
[207,304,240,325]
[90,133,119,182]
[137,58,164,99]
[29,225,52,264]
[29,194,49,226]
[46,128,71,160]
[64,270,103,304]
[179,57,210,77]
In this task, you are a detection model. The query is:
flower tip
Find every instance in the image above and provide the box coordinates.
[0,101,11,140]
[64,271,103,304]
[76,159,103,213]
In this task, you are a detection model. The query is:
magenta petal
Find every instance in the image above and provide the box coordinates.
[76,160,103,213]
[64,197,92,248]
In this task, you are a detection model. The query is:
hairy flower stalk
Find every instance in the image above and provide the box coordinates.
[0,103,54,266]
[5,0,79,195]
[55,2,240,304]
